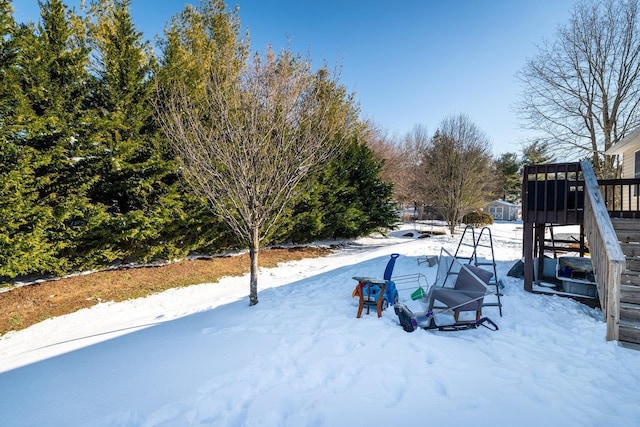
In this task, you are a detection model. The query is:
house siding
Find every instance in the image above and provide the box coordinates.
[619,148,640,208]
[621,148,636,178]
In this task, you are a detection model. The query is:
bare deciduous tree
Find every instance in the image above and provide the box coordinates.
[417,114,494,234]
[366,123,428,205]
[157,49,351,305]
[397,125,430,206]
[517,0,640,178]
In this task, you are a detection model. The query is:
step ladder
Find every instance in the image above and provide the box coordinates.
[452,224,477,265]
[452,225,503,316]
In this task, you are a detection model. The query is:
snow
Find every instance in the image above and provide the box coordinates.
[0,221,639,427]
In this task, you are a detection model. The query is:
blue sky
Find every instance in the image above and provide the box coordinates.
[13,0,575,156]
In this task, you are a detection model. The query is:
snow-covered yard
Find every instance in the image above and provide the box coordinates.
[0,221,638,426]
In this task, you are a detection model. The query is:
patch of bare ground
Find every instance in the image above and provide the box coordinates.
[0,246,332,335]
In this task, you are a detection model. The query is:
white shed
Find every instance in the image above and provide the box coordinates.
[487,200,520,221]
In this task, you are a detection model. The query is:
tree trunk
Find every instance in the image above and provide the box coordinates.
[248,226,259,306]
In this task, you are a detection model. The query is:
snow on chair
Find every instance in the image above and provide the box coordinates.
[352,254,399,318]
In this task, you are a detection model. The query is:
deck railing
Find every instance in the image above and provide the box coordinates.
[581,161,627,341]
[597,178,640,218]
[522,162,584,225]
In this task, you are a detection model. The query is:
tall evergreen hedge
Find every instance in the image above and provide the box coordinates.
[0,0,397,282]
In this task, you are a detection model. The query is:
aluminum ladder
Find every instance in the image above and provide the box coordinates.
[453,225,503,317]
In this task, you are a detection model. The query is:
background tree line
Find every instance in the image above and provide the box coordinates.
[367,114,555,234]
[0,0,397,283]
[367,0,640,233]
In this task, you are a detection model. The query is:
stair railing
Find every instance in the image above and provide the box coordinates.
[581,161,626,341]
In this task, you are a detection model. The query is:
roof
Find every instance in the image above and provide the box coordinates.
[605,127,640,155]
[487,199,519,207]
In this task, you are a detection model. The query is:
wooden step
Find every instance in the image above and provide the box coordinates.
[622,271,640,286]
[619,241,640,255]
[619,340,640,350]
[621,285,640,305]
[619,319,640,346]
[611,218,640,243]
[620,302,640,323]
[619,242,640,257]
[624,257,640,272]
[611,217,640,230]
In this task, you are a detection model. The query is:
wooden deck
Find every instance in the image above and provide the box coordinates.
[522,162,587,296]
[522,162,640,348]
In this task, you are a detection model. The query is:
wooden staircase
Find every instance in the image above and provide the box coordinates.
[523,161,639,348]
[611,218,640,348]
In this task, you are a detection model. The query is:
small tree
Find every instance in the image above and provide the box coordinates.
[155,0,248,257]
[157,49,351,305]
[417,114,494,234]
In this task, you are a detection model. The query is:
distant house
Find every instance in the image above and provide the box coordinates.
[605,128,640,208]
[486,200,519,221]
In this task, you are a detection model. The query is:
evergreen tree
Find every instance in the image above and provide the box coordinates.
[83,0,190,264]
[286,72,399,241]
[0,0,15,78]
[15,0,105,274]
[0,0,60,279]
[280,132,398,243]
[321,138,397,239]
[156,0,248,104]
[494,152,522,203]
[347,141,398,235]
[522,140,555,166]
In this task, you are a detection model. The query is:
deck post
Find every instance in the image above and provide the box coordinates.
[523,222,534,292]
